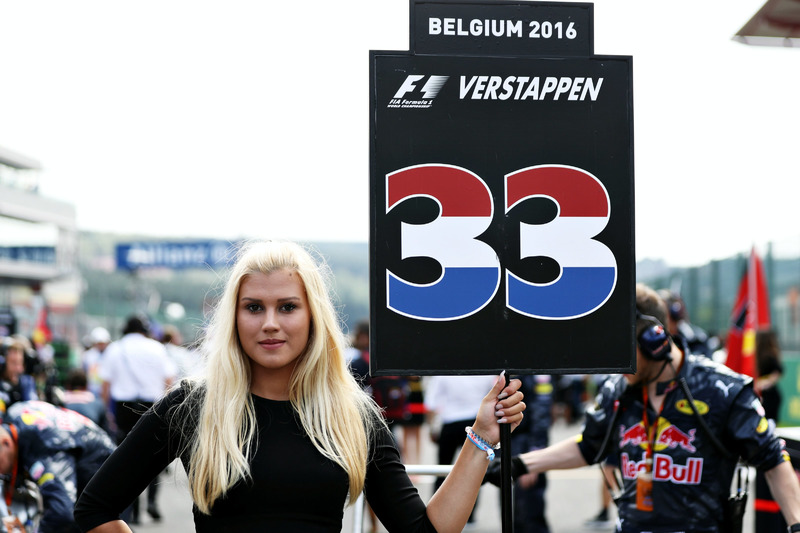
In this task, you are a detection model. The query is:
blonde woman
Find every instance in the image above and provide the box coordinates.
[75,241,525,533]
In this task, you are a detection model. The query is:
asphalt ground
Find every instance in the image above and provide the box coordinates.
[127,419,756,533]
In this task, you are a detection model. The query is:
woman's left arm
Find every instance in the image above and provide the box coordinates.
[425,373,524,533]
[75,393,180,531]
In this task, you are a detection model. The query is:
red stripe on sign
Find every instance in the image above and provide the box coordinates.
[388,165,492,217]
[506,166,608,217]
[754,498,781,513]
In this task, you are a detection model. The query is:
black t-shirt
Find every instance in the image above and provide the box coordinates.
[75,386,436,532]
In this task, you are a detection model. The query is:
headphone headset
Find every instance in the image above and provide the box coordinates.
[636,311,672,361]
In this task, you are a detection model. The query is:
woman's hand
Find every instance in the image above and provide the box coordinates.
[425,373,525,533]
[470,372,525,447]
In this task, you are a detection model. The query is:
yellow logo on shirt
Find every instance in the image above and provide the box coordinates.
[675,399,709,415]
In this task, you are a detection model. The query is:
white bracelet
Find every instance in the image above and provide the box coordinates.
[465,426,500,461]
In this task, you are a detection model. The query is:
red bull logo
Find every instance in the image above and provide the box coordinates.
[619,422,648,448]
[18,401,90,432]
[657,424,696,453]
[621,453,703,484]
[619,419,696,453]
[19,408,54,431]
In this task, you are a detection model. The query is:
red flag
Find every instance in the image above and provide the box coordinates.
[32,305,52,346]
[725,248,770,377]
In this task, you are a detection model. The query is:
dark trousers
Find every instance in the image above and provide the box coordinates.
[115,400,159,521]
[512,469,549,532]
[509,432,550,533]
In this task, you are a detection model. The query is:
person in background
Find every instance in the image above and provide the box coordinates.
[583,373,619,530]
[400,375,426,465]
[75,240,525,533]
[753,328,786,531]
[162,325,202,381]
[346,319,370,386]
[0,400,116,532]
[551,374,586,425]
[99,316,176,524]
[425,374,497,528]
[9,334,44,390]
[343,319,381,533]
[754,329,783,422]
[0,337,39,411]
[82,327,111,397]
[488,283,800,532]
[583,459,619,530]
[345,321,410,439]
[63,368,109,434]
[506,375,554,533]
[658,290,714,358]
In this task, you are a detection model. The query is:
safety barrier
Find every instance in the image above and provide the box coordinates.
[350,464,454,533]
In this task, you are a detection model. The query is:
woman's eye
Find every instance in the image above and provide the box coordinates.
[280,303,297,313]
[246,303,263,313]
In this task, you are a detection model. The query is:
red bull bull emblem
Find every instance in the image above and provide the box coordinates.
[20,408,53,430]
[619,422,648,448]
[657,424,696,453]
[619,419,696,453]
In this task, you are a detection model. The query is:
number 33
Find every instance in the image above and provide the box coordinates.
[386,164,617,321]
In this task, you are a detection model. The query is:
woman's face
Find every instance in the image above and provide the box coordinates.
[236,269,311,396]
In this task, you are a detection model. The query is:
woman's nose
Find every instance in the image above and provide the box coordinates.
[261,309,279,331]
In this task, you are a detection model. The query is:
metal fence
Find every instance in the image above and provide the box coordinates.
[350,464,454,533]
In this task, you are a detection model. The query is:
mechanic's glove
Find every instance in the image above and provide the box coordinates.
[482,456,528,486]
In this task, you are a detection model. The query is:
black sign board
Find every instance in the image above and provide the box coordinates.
[370,1,634,376]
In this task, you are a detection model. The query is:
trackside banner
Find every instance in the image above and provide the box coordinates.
[369,0,634,376]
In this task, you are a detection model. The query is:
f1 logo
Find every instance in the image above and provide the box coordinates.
[393,75,450,99]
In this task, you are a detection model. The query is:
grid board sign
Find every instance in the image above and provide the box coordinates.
[369,0,635,375]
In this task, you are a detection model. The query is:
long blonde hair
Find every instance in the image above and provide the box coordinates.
[177,241,382,514]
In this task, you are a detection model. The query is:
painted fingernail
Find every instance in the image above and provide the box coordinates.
[497,392,508,400]
[498,418,508,424]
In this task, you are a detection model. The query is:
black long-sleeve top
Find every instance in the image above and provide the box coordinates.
[75,386,437,532]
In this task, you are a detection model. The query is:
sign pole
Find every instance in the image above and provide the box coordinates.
[501,371,513,533]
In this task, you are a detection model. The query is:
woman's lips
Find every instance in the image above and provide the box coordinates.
[259,339,285,349]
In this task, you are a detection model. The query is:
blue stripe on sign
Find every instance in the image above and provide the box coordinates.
[388,266,499,320]
[508,266,616,319]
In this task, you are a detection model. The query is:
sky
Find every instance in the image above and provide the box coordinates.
[1,0,798,268]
